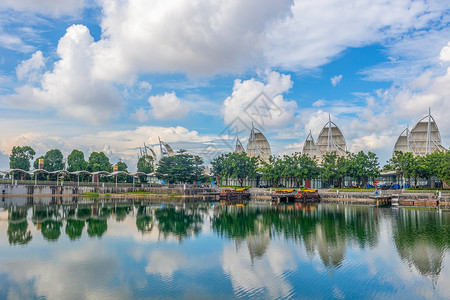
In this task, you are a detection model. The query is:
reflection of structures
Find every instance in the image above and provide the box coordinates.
[113,204,132,223]
[213,204,381,271]
[393,209,450,283]
[154,206,203,241]
[136,205,154,234]
[7,207,32,245]
[212,205,260,239]
[87,218,107,238]
[314,222,346,269]
[41,220,63,242]
[32,205,63,242]
[246,224,270,263]
[65,219,85,240]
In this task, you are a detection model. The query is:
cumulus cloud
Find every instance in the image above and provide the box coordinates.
[221,71,297,129]
[16,50,45,82]
[0,121,212,170]
[3,25,123,124]
[130,107,150,122]
[148,92,189,120]
[440,42,450,62]
[265,0,449,70]
[91,0,292,80]
[330,75,343,87]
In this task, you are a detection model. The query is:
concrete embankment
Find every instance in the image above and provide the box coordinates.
[0,183,216,197]
[319,191,450,207]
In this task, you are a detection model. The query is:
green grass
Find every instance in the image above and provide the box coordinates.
[219,185,252,189]
[329,188,375,192]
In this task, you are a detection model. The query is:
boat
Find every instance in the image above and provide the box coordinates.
[219,188,251,200]
[294,189,320,202]
[271,189,296,204]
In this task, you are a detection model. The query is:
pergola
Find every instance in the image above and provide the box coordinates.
[0,169,167,186]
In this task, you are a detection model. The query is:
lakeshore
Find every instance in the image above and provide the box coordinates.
[2,183,449,208]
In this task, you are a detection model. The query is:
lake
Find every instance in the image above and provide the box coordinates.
[0,198,449,299]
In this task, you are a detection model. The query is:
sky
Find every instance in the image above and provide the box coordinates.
[0,0,449,171]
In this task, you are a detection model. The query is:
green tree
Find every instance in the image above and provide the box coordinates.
[88,152,112,174]
[43,149,65,171]
[137,155,154,173]
[211,154,230,185]
[347,151,380,187]
[293,153,320,187]
[9,146,36,179]
[388,151,415,186]
[67,149,88,171]
[157,151,204,183]
[320,152,339,187]
[227,153,258,186]
[259,155,285,186]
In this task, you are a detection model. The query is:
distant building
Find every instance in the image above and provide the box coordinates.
[393,108,446,156]
[303,115,347,159]
[246,124,271,162]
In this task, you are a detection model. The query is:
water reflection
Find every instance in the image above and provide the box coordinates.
[7,208,32,245]
[1,199,449,299]
[393,209,450,282]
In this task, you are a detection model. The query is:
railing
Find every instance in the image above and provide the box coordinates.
[0,179,216,189]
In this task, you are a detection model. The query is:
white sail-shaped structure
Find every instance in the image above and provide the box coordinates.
[138,143,158,170]
[316,116,347,156]
[235,137,245,154]
[302,131,322,159]
[393,108,446,156]
[159,137,175,158]
[246,125,271,162]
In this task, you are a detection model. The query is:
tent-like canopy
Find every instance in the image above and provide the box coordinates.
[393,108,446,156]
[246,124,271,162]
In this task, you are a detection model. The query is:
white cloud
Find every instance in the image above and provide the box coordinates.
[130,107,150,123]
[0,30,35,53]
[0,0,86,17]
[265,0,449,70]
[16,50,45,82]
[148,92,189,120]
[3,25,123,124]
[0,122,212,170]
[312,99,325,107]
[91,0,292,80]
[221,71,297,129]
[440,41,450,62]
[330,75,343,87]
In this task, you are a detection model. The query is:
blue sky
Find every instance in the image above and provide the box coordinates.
[0,0,450,170]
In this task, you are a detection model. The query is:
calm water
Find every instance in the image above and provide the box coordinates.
[0,198,449,299]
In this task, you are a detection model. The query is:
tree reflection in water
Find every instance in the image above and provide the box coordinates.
[154,206,203,241]
[136,205,154,234]
[65,219,85,240]
[41,220,63,242]
[212,204,381,270]
[393,209,450,282]
[7,208,32,245]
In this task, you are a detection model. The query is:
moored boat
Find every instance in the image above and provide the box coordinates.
[294,189,320,202]
[219,188,251,200]
[271,189,296,204]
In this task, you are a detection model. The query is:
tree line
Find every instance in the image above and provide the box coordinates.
[385,151,449,187]
[6,146,206,184]
[212,150,449,188]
